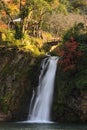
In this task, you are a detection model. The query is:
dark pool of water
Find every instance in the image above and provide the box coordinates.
[0,122,87,130]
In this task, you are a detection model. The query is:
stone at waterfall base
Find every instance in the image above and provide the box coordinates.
[0,111,12,121]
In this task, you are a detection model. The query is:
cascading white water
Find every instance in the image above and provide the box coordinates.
[28,56,59,123]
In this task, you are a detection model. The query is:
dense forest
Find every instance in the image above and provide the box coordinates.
[0,0,87,122]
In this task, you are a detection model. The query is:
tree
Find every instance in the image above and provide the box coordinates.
[22,0,51,37]
[58,38,83,72]
[0,0,52,39]
[69,0,87,14]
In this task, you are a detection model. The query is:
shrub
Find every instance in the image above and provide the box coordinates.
[57,38,83,72]
[63,22,87,44]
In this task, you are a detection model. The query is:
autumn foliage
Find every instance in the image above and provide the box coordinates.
[1,10,6,17]
[58,38,83,72]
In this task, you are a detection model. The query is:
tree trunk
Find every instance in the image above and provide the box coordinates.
[0,32,2,43]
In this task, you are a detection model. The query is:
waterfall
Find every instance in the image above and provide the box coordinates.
[28,56,59,123]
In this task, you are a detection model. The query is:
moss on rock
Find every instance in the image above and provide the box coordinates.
[0,45,43,121]
[52,44,87,123]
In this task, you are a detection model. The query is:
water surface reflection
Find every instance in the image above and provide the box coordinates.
[0,122,87,130]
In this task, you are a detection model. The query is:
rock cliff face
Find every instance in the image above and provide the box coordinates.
[80,92,87,121]
[0,46,42,121]
[52,42,87,123]
[52,68,87,123]
[0,45,87,123]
